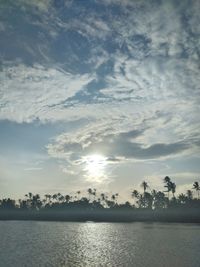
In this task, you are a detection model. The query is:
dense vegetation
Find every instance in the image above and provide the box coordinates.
[0,176,200,214]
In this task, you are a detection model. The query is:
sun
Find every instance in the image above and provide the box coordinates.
[83,154,107,182]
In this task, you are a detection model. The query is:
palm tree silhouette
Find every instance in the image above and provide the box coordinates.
[171,182,176,198]
[65,195,71,203]
[164,176,172,199]
[141,181,148,194]
[111,194,116,204]
[100,193,106,206]
[2,176,200,220]
[115,193,119,204]
[92,189,97,201]
[87,188,93,201]
[193,181,200,199]
[52,194,57,202]
[131,190,140,206]
[153,191,167,209]
[131,190,139,199]
[100,193,105,201]
[178,193,187,204]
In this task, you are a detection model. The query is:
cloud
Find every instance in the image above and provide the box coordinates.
[0,64,94,122]
[47,124,198,187]
[24,167,43,171]
[17,0,52,11]
[1,0,200,186]
[48,126,192,163]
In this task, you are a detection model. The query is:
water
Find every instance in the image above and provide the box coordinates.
[0,221,199,267]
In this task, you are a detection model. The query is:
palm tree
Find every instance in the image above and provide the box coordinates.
[26,192,33,208]
[100,193,106,206]
[144,192,153,209]
[164,176,171,199]
[141,181,148,194]
[57,193,62,202]
[44,194,51,204]
[111,194,117,205]
[65,195,70,203]
[171,182,176,198]
[153,191,167,209]
[131,190,140,207]
[178,193,187,204]
[193,181,200,198]
[164,176,171,183]
[100,193,105,201]
[87,188,93,201]
[58,194,64,203]
[32,194,41,209]
[131,190,139,199]
[92,189,97,201]
[115,193,119,204]
[52,194,57,202]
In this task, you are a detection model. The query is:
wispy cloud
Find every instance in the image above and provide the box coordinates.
[0,0,200,189]
[24,167,43,171]
[0,64,94,122]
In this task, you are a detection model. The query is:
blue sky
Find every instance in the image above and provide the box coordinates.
[0,0,200,199]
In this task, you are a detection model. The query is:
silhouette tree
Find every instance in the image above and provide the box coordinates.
[171,182,176,198]
[178,193,187,204]
[111,193,119,205]
[19,199,29,210]
[65,195,71,203]
[164,176,171,199]
[152,190,167,209]
[131,190,139,199]
[0,198,16,210]
[92,189,97,201]
[30,194,41,210]
[111,194,116,201]
[131,190,139,206]
[193,181,200,199]
[100,193,105,201]
[1,177,200,221]
[106,199,115,208]
[87,188,93,201]
[164,177,176,199]
[44,194,49,202]
[100,193,106,206]
[141,181,148,194]
[138,192,153,209]
[52,194,58,202]
[56,193,63,203]
[115,193,119,204]
[58,194,64,203]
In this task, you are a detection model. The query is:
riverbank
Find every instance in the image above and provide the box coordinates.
[0,209,200,223]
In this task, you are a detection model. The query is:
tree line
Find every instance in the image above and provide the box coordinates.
[0,177,199,211]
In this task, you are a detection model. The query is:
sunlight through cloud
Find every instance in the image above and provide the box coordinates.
[82,154,108,183]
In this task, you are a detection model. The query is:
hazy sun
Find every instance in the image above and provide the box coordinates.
[83,154,107,182]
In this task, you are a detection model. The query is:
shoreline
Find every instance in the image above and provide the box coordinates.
[1,209,200,223]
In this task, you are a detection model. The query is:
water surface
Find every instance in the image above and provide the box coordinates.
[0,221,199,267]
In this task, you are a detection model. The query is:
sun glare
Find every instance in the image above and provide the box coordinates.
[83,154,107,182]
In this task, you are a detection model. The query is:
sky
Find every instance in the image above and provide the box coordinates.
[0,0,200,200]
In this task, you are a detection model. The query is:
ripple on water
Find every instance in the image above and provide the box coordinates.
[0,221,200,267]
